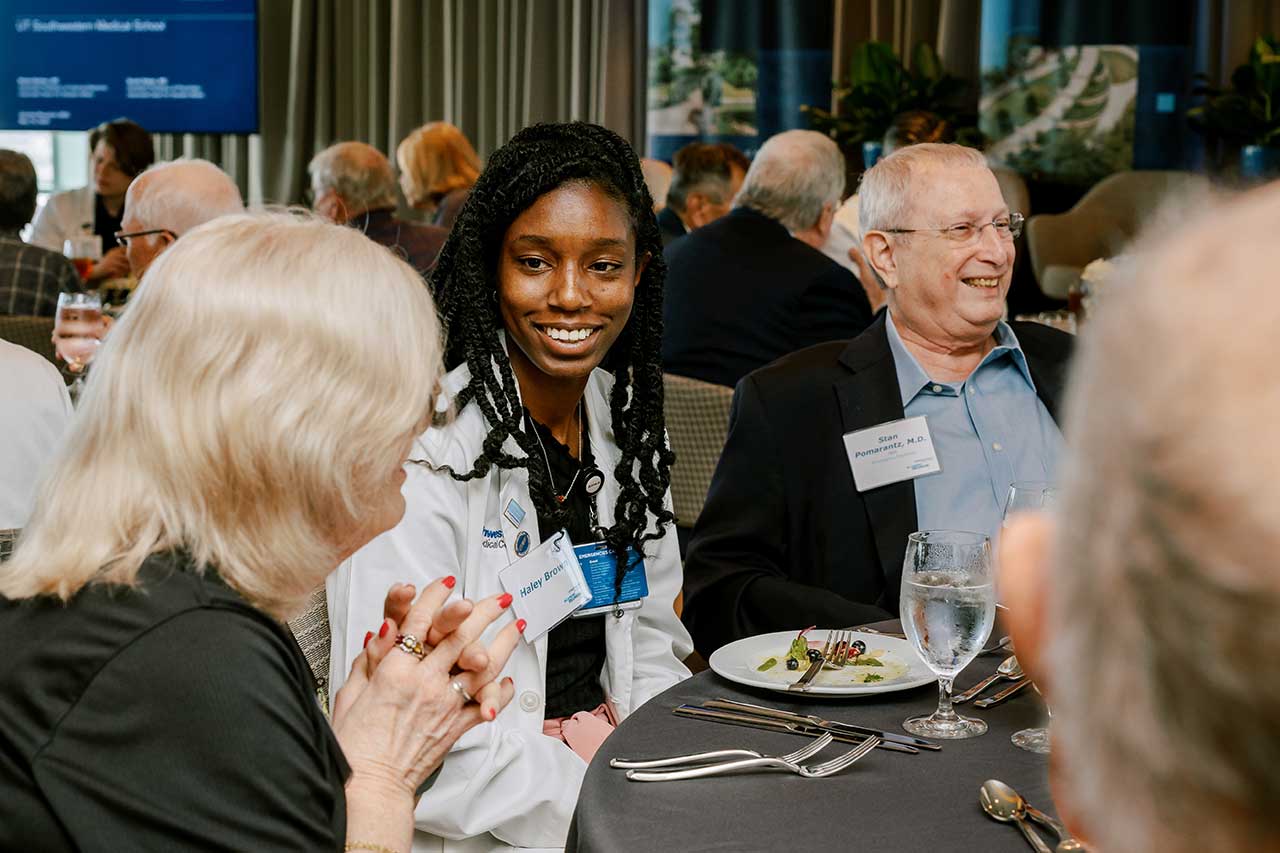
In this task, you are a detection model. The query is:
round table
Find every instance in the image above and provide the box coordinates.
[568,641,1057,852]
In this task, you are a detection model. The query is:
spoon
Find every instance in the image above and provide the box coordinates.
[954,656,1023,704]
[988,779,1076,843]
[979,779,1052,853]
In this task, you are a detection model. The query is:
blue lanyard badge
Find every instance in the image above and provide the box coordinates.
[570,541,648,618]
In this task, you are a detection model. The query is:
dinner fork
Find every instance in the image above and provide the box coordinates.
[789,630,854,692]
[610,733,834,770]
[624,735,879,782]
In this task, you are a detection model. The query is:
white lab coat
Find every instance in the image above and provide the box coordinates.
[327,361,693,853]
[29,186,96,252]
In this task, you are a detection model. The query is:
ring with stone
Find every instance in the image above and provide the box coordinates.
[394,633,427,660]
[449,679,474,703]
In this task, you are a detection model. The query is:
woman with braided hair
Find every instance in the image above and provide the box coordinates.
[328,122,692,852]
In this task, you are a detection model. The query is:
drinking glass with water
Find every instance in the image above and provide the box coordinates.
[900,529,995,739]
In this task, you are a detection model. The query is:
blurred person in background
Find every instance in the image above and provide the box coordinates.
[0,150,81,316]
[0,212,521,852]
[656,141,749,246]
[310,141,448,279]
[662,129,872,389]
[396,121,482,231]
[117,158,244,278]
[640,157,673,212]
[329,122,692,851]
[1000,184,1280,853]
[30,118,154,283]
[0,338,72,559]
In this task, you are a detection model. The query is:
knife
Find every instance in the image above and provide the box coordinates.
[673,705,919,754]
[703,699,940,750]
[787,657,824,692]
[973,678,1031,708]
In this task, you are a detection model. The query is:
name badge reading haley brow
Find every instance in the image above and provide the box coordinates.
[498,531,592,643]
[843,415,941,492]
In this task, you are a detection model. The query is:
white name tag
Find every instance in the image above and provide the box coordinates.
[498,530,593,642]
[843,415,941,491]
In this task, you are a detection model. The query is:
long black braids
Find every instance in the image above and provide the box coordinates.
[429,122,675,586]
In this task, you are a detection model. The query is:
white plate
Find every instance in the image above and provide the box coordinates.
[708,629,937,698]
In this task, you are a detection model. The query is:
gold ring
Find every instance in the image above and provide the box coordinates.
[395,633,427,660]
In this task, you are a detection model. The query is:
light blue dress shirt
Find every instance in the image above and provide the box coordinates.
[885,312,1063,543]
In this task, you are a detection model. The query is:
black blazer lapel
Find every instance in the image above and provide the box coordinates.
[833,317,917,612]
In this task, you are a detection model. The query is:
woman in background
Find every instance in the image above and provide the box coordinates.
[31,118,154,282]
[330,122,692,851]
[0,212,520,853]
[397,121,481,230]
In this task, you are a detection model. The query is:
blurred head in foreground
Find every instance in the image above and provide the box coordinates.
[1002,183,1280,852]
[0,212,442,618]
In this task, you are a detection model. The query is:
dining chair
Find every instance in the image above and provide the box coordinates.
[662,372,735,542]
[0,315,58,368]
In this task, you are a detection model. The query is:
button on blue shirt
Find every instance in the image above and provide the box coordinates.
[885,312,1063,542]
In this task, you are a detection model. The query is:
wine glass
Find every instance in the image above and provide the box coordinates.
[1003,481,1057,754]
[63,236,102,284]
[900,530,996,739]
[53,291,105,400]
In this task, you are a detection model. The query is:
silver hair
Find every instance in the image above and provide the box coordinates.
[733,130,845,232]
[309,141,398,212]
[857,143,988,239]
[1050,183,1280,852]
[0,149,38,229]
[126,158,244,236]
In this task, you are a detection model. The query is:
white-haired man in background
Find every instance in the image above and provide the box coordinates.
[661,129,873,390]
[117,159,244,278]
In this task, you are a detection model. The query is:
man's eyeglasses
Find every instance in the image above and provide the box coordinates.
[881,213,1024,245]
[114,228,177,249]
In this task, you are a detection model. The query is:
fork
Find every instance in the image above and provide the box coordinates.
[789,630,854,692]
[625,736,880,782]
[610,733,834,770]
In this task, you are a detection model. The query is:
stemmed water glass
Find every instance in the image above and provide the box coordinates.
[63,235,102,284]
[900,530,996,739]
[1003,481,1057,754]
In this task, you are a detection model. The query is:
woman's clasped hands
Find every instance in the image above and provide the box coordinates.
[332,577,522,833]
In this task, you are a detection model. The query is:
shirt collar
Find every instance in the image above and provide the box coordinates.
[885,312,1036,407]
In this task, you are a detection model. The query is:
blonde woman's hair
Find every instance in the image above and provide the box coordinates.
[396,121,481,207]
[0,212,443,620]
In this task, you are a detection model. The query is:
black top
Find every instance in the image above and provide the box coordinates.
[92,193,123,253]
[662,206,873,389]
[350,208,449,279]
[0,550,350,851]
[656,206,686,247]
[681,315,1074,655]
[525,413,608,720]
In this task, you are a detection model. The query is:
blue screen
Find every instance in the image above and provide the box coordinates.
[0,0,257,133]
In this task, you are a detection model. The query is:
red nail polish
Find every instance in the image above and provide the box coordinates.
[488,707,497,720]
[498,593,513,608]
[378,620,390,638]
[516,619,527,634]
[503,676,514,686]
[363,631,373,649]
[442,575,456,589]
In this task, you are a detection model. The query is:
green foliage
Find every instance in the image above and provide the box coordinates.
[1188,36,1280,147]
[803,41,980,164]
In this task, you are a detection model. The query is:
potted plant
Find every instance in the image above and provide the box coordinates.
[1188,36,1280,178]
[803,41,980,174]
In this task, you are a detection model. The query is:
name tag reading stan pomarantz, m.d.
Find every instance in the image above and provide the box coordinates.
[842,415,941,492]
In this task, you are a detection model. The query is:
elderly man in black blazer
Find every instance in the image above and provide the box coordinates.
[662,130,873,390]
[682,143,1073,655]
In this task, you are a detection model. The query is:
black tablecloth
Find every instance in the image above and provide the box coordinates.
[568,632,1055,852]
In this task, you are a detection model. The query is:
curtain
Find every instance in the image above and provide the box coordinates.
[830,0,981,107]
[1195,0,1280,84]
[154,0,646,207]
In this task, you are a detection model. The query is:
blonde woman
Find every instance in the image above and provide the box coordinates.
[0,213,521,853]
[397,121,482,230]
